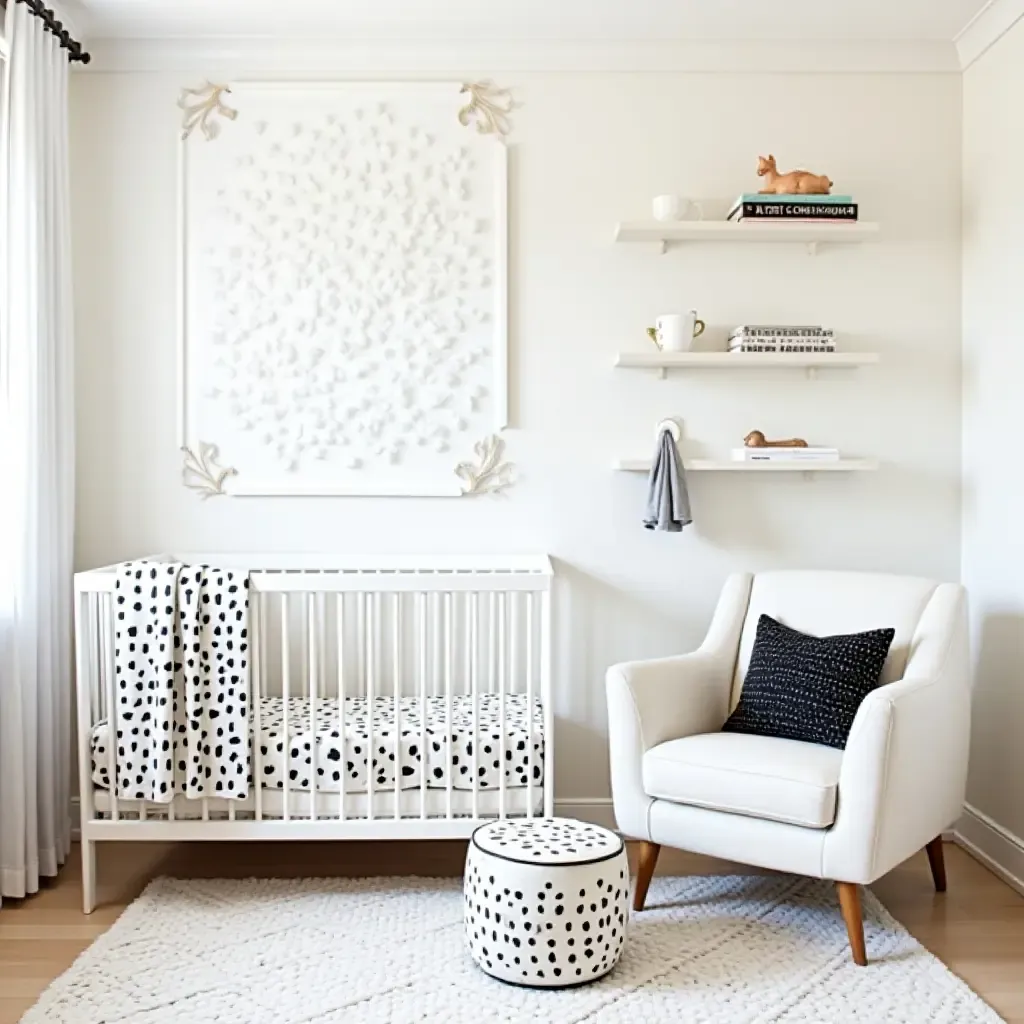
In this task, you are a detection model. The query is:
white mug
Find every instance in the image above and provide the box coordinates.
[652,195,681,221]
[652,195,704,222]
[647,311,707,352]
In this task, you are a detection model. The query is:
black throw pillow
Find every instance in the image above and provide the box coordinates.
[722,614,896,750]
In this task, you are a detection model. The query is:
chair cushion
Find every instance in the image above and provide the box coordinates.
[723,614,895,749]
[642,732,844,829]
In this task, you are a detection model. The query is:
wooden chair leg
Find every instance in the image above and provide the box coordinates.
[633,841,661,911]
[925,836,947,893]
[836,881,868,966]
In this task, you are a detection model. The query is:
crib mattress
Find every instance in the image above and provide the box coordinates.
[90,694,544,798]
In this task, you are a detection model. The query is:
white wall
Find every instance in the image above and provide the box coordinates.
[961,20,1024,871]
[70,69,963,813]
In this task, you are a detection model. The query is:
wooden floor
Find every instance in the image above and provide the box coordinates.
[1,840,1022,1022]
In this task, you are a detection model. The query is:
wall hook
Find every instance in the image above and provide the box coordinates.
[654,418,682,442]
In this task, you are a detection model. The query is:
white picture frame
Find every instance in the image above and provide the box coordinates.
[177,81,509,497]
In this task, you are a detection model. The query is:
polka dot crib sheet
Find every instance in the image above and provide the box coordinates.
[91,693,544,798]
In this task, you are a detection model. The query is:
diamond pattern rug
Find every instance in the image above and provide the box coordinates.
[21,874,1002,1023]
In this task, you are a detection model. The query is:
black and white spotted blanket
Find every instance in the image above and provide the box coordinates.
[113,562,250,802]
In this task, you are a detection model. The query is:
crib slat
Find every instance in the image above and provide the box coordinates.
[526,591,535,819]
[509,593,519,818]
[357,588,365,688]
[308,593,318,822]
[418,592,427,821]
[88,595,100,725]
[87,596,103,825]
[300,590,308,723]
[74,594,96,832]
[282,593,291,822]
[359,591,367,816]
[367,592,376,821]
[444,591,453,821]
[498,590,507,821]
[393,593,401,821]
[540,587,554,818]
[470,592,479,821]
[102,594,119,822]
[254,591,264,822]
[489,592,497,695]
[336,594,346,821]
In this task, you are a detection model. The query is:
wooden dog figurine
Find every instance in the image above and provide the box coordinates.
[756,154,832,195]
[744,430,808,449]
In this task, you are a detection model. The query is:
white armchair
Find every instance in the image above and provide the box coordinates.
[606,571,970,965]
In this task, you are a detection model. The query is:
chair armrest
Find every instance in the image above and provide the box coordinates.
[823,584,970,883]
[605,573,751,839]
[607,651,734,754]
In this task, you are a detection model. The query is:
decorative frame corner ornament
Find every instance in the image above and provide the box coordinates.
[178,81,237,141]
[181,442,236,499]
[458,81,516,139]
[455,434,514,496]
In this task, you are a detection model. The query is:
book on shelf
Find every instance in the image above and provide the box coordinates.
[729,342,836,353]
[729,331,831,356]
[731,447,840,462]
[729,341,778,352]
[729,326,833,339]
[729,326,836,354]
[734,193,854,205]
[728,202,858,222]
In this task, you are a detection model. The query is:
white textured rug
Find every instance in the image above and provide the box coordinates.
[23,875,1001,1023]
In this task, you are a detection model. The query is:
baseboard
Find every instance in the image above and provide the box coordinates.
[952,803,1024,897]
[553,799,617,830]
[70,795,616,840]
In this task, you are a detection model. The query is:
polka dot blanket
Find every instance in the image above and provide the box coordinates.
[113,561,250,803]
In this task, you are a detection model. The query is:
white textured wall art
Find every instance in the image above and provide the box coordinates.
[179,82,509,496]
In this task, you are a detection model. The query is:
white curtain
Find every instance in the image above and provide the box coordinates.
[0,3,75,903]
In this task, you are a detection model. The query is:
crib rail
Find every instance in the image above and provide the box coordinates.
[74,555,553,842]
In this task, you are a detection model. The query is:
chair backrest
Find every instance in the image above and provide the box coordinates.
[731,570,946,703]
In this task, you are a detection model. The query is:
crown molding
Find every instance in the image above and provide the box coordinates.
[76,37,961,75]
[956,0,1024,69]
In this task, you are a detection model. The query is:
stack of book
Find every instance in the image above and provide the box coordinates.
[729,326,835,353]
[732,446,840,464]
[727,193,858,223]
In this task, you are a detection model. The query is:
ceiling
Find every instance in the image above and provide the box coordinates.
[65,0,991,43]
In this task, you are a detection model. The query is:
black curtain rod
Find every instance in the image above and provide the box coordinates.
[13,0,91,63]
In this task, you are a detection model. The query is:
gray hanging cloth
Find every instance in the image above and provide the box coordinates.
[644,428,692,532]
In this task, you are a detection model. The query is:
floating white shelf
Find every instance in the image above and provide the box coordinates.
[614,458,879,473]
[615,351,879,379]
[614,219,881,255]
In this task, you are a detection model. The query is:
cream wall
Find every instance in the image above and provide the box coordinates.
[961,22,1024,868]
[70,69,963,814]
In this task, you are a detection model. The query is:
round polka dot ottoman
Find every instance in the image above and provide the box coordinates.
[464,817,629,988]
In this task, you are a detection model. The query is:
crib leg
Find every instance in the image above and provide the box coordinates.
[81,838,97,915]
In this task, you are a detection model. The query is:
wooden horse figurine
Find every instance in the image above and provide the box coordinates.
[744,430,808,448]
[757,155,832,195]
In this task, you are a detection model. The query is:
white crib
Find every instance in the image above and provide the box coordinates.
[74,554,554,913]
